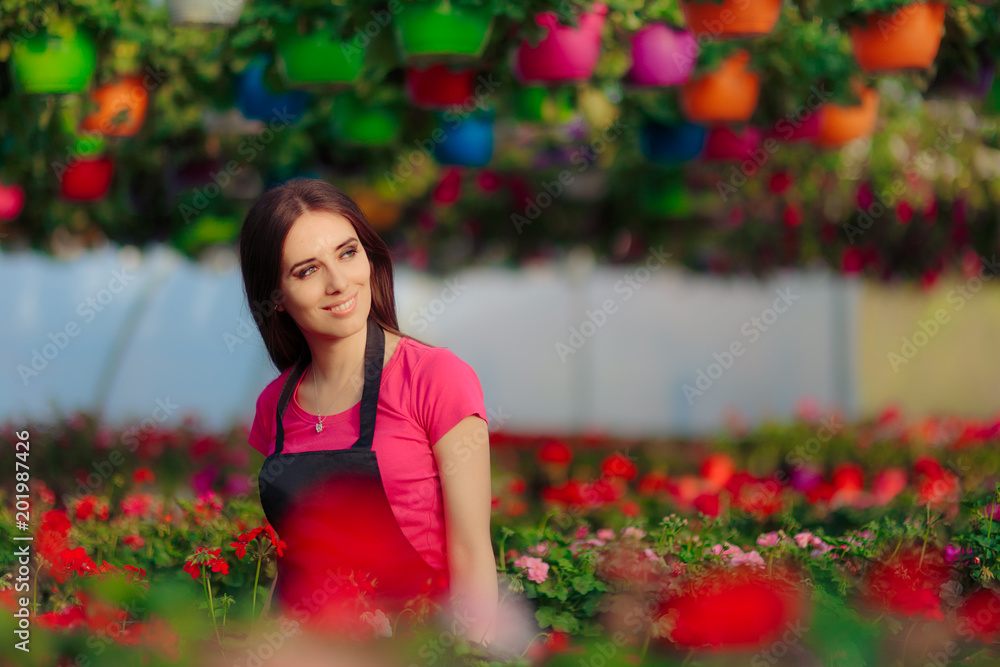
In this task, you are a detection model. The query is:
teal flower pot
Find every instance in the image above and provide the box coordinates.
[276,24,365,88]
[331,93,401,146]
[394,0,494,63]
[11,29,97,94]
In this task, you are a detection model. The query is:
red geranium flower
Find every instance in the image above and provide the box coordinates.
[601,452,638,481]
[957,589,1000,642]
[863,545,950,620]
[133,467,156,484]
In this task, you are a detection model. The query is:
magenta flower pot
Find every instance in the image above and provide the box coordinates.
[513,3,607,84]
[628,24,697,86]
[702,125,762,161]
[765,111,821,143]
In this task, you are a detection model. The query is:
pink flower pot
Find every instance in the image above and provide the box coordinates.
[513,3,607,84]
[701,125,762,161]
[628,24,697,86]
[765,110,821,143]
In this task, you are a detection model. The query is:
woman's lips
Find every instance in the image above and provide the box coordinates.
[324,294,357,315]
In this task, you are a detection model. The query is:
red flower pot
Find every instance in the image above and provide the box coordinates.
[513,3,608,84]
[680,0,783,39]
[0,182,25,220]
[681,50,759,122]
[405,64,477,109]
[81,75,149,137]
[850,1,947,73]
[61,157,114,201]
[701,125,763,161]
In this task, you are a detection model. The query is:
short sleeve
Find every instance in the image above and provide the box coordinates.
[409,348,489,447]
[248,388,274,457]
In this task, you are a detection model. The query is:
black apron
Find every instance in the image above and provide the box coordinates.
[258,316,449,626]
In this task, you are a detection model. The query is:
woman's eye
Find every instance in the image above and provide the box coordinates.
[296,266,316,278]
[342,248,357,259]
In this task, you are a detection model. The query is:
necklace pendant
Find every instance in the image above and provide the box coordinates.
[315,422,323,433]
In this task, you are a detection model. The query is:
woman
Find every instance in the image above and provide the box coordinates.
[237,178,497,645]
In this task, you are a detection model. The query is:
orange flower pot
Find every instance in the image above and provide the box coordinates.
[850,1,947,73]
[81,76,148,137]
[680,0,783,38]
[681,50,760,123]
[816,87,879,148]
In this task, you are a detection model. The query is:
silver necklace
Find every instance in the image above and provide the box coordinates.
[311,358,363,433]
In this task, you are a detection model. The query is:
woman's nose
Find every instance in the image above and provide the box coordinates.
[325,265,349,293]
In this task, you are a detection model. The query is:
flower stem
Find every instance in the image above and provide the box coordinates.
[251,552,262,637]
[203,571,224,653]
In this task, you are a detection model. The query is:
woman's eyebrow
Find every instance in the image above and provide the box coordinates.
[286,237,359,273]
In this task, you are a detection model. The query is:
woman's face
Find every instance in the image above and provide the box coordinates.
[277,210,371,340]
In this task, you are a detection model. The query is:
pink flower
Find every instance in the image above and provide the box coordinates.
[597,529,615,541]
[622,527,647,539]
[794,532,814,549]
[756,532,783,548]
[709,543,743,557]
[528,541,551,556]
[575,526,590,539]
[730,550,766,569]
[643,548,661,562]
[514,556,550,584]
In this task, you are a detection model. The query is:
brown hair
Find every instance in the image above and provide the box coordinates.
[238,177,425,372]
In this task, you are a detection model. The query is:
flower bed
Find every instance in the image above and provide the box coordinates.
[2,405,1000,665]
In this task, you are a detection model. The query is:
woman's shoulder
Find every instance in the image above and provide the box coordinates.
[254,366,296,412]
[397,336,481,384]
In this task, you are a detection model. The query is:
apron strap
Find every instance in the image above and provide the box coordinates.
[273,315,385,455]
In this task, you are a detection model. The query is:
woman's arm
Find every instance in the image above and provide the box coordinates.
[433,415,498,646]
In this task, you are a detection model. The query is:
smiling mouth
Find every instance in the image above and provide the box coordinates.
[324,295,357,313]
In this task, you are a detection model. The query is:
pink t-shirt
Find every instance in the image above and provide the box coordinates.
[248,335,489,573]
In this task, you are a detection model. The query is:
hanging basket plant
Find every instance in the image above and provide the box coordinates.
[680,49,760,122]
[432,111,495,166]
[679,0,784,39]
[627,23,698,86]
[330,91,402,146]
[816,84,879,148]
[236,54,310,123]
[60,155,114,201]
[81,76,149,137]
[406,64,478,109]
[9,23,97,94]
[512,2,609,84]
[394,0,495,63]
[275,13,365,89]
[841,1,949,72]
[166,0,246,27]
[701,125,763,161]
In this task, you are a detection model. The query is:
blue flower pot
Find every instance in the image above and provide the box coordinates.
[432,113,494,167]
[639,120,706,164]
[237,55,310,123]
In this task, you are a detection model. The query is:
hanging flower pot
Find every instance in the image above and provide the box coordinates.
[432,112,494,166]
[81,76,148,137]
[394,0,494,63]
[849,2,947,73]
[513,86,577,123]
[330,93,401,146]
[680,50,759,122]
[10,27,97,94]
[60,156,114,201]
[513,3,608,84]
[0,182,25,220]
[275,23,365,88]
[166,0,245,26]
[406,65,476,109]
[764,110,820,142]
[639,120,707,164]
[236,56,310,123]
[702,125,763,161]
[680,0,783,38]
[628,24,698,87]
[816,87,879,148]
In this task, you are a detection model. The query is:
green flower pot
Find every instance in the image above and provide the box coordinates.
[639,173,691,218]
[394,0,494,63]
[514,86,576,123]
[276,24,365,88]
[11,29,97,94]
[331,93,401,146]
